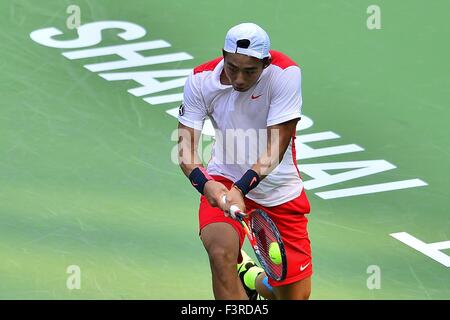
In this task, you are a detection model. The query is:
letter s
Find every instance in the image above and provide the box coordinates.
[30,20,146,49]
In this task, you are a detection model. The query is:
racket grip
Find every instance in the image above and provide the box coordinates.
[229,205,241,217]
[221,196,251,237]
[221,195,241,219]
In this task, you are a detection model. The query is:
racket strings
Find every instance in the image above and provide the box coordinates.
[251,215,283,279]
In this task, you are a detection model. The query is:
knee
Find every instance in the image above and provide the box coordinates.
[206,245,236,269]
[295,284,311,300]
[300,288,311,300]
[274,278,312,300]
[275,288,311,300]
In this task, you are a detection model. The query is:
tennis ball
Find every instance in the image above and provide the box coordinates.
[269,242,282,265]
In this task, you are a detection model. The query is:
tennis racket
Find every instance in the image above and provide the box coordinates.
[222,196,287,281]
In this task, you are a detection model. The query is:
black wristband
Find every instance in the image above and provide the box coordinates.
[234,169,260,196]
[189,167,213,195]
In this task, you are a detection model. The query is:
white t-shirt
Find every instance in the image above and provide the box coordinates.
[179,50,304,207]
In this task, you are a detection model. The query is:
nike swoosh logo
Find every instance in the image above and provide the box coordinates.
[249,176,258,187]
[251,94,262,100]
[300,262,310,272]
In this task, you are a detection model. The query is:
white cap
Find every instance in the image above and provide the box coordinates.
[223,23,271,59]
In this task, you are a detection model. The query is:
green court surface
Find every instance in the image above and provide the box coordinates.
[0,0,449,299]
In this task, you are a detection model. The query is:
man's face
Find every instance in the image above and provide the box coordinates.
[223,53,266,92]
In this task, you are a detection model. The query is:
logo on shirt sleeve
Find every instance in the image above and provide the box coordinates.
[178,104,185,116]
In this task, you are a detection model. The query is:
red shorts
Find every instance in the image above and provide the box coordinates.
[199,175,313,287]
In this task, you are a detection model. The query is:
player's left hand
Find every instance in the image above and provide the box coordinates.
[223,186,246,218]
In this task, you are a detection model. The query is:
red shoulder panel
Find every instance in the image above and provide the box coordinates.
[269,50,298,69]
[193,57,223,75]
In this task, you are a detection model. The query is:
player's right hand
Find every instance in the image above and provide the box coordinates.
[203,180,229,208]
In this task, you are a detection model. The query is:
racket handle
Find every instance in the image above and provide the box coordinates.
[229,205,241,217]
[221,196,252,238]
[221,195,242,219]
[239,219,251,237]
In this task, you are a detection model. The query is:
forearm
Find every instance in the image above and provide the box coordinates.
[233,119,298,196]
[252,118,298,179]
[251,142,287,180]
[177,122,203,177]
[178,122,217,196]
[179,152,203,178]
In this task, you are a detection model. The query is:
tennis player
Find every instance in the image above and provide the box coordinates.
[177,22,312,300]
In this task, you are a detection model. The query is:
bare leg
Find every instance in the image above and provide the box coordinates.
[255,272,276,300]
[201,222,248,300]
[272,276,311,300]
